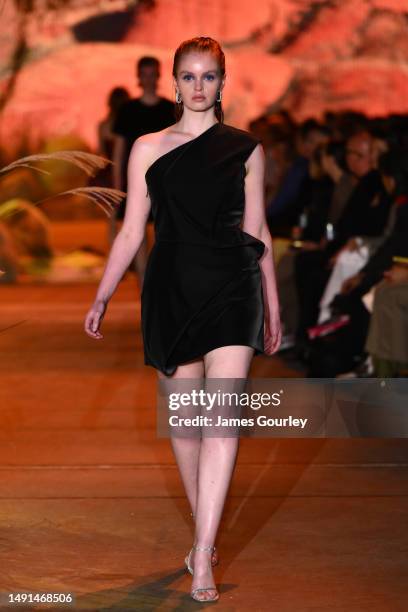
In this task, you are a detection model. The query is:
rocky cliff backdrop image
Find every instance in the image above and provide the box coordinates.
[1,0,408,152]
[0,0,408,281]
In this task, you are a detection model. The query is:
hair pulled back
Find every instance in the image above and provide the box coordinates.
[172,36,225,123]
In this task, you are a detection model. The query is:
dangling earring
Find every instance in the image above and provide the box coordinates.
[175,89,182,104]
[216,90,222,103]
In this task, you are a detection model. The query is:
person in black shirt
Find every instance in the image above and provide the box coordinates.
[112,56,175,287]
[266,120,330,236]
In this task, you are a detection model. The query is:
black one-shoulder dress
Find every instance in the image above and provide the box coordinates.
[141,121,266,376]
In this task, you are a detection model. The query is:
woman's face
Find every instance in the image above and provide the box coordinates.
[174,51,225,113]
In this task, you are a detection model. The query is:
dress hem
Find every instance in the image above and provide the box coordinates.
[144,341,264,377]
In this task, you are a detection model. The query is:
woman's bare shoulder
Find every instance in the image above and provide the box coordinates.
[128,127,176,168]
[134,125,189,169]
[137,125,179,148]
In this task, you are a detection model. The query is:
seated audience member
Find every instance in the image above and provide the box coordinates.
[325,131,392,254]
[266,119,330,237]
[317,133,391,322]
[276,140,350,347]
[296,141,353,245]
[333,148,408,309]
[294,130,392,349]
[307,147,408,377]
[365,262,408,377]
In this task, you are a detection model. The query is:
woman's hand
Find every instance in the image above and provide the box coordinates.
[84,299,107,339]
[341,272,364,294]
[264,312,282,356]
[344,237,361,252]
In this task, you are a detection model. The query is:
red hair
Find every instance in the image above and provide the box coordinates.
[172,36,225,123]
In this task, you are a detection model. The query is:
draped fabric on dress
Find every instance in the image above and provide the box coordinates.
[141,122,266,376]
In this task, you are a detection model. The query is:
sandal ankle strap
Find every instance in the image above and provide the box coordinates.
[193,543,215,552]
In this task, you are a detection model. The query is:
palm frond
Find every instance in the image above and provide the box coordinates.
[3,163,51,176]
[0,187,126,222]
[37,187,126,217]
[0,151,112,177]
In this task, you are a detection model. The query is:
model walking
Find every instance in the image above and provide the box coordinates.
[85,36,281,603]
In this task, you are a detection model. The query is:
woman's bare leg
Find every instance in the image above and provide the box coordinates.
[190,345,255,600]
[157,358,205,518]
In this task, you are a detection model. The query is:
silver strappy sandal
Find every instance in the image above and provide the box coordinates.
[188,544,219,603]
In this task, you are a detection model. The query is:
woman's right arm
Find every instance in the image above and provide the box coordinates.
[84,138,152,338]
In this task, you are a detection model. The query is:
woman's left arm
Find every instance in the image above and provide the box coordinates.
[242,143,282,355]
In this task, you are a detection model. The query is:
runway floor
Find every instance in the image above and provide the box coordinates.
[1,276,407,611]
